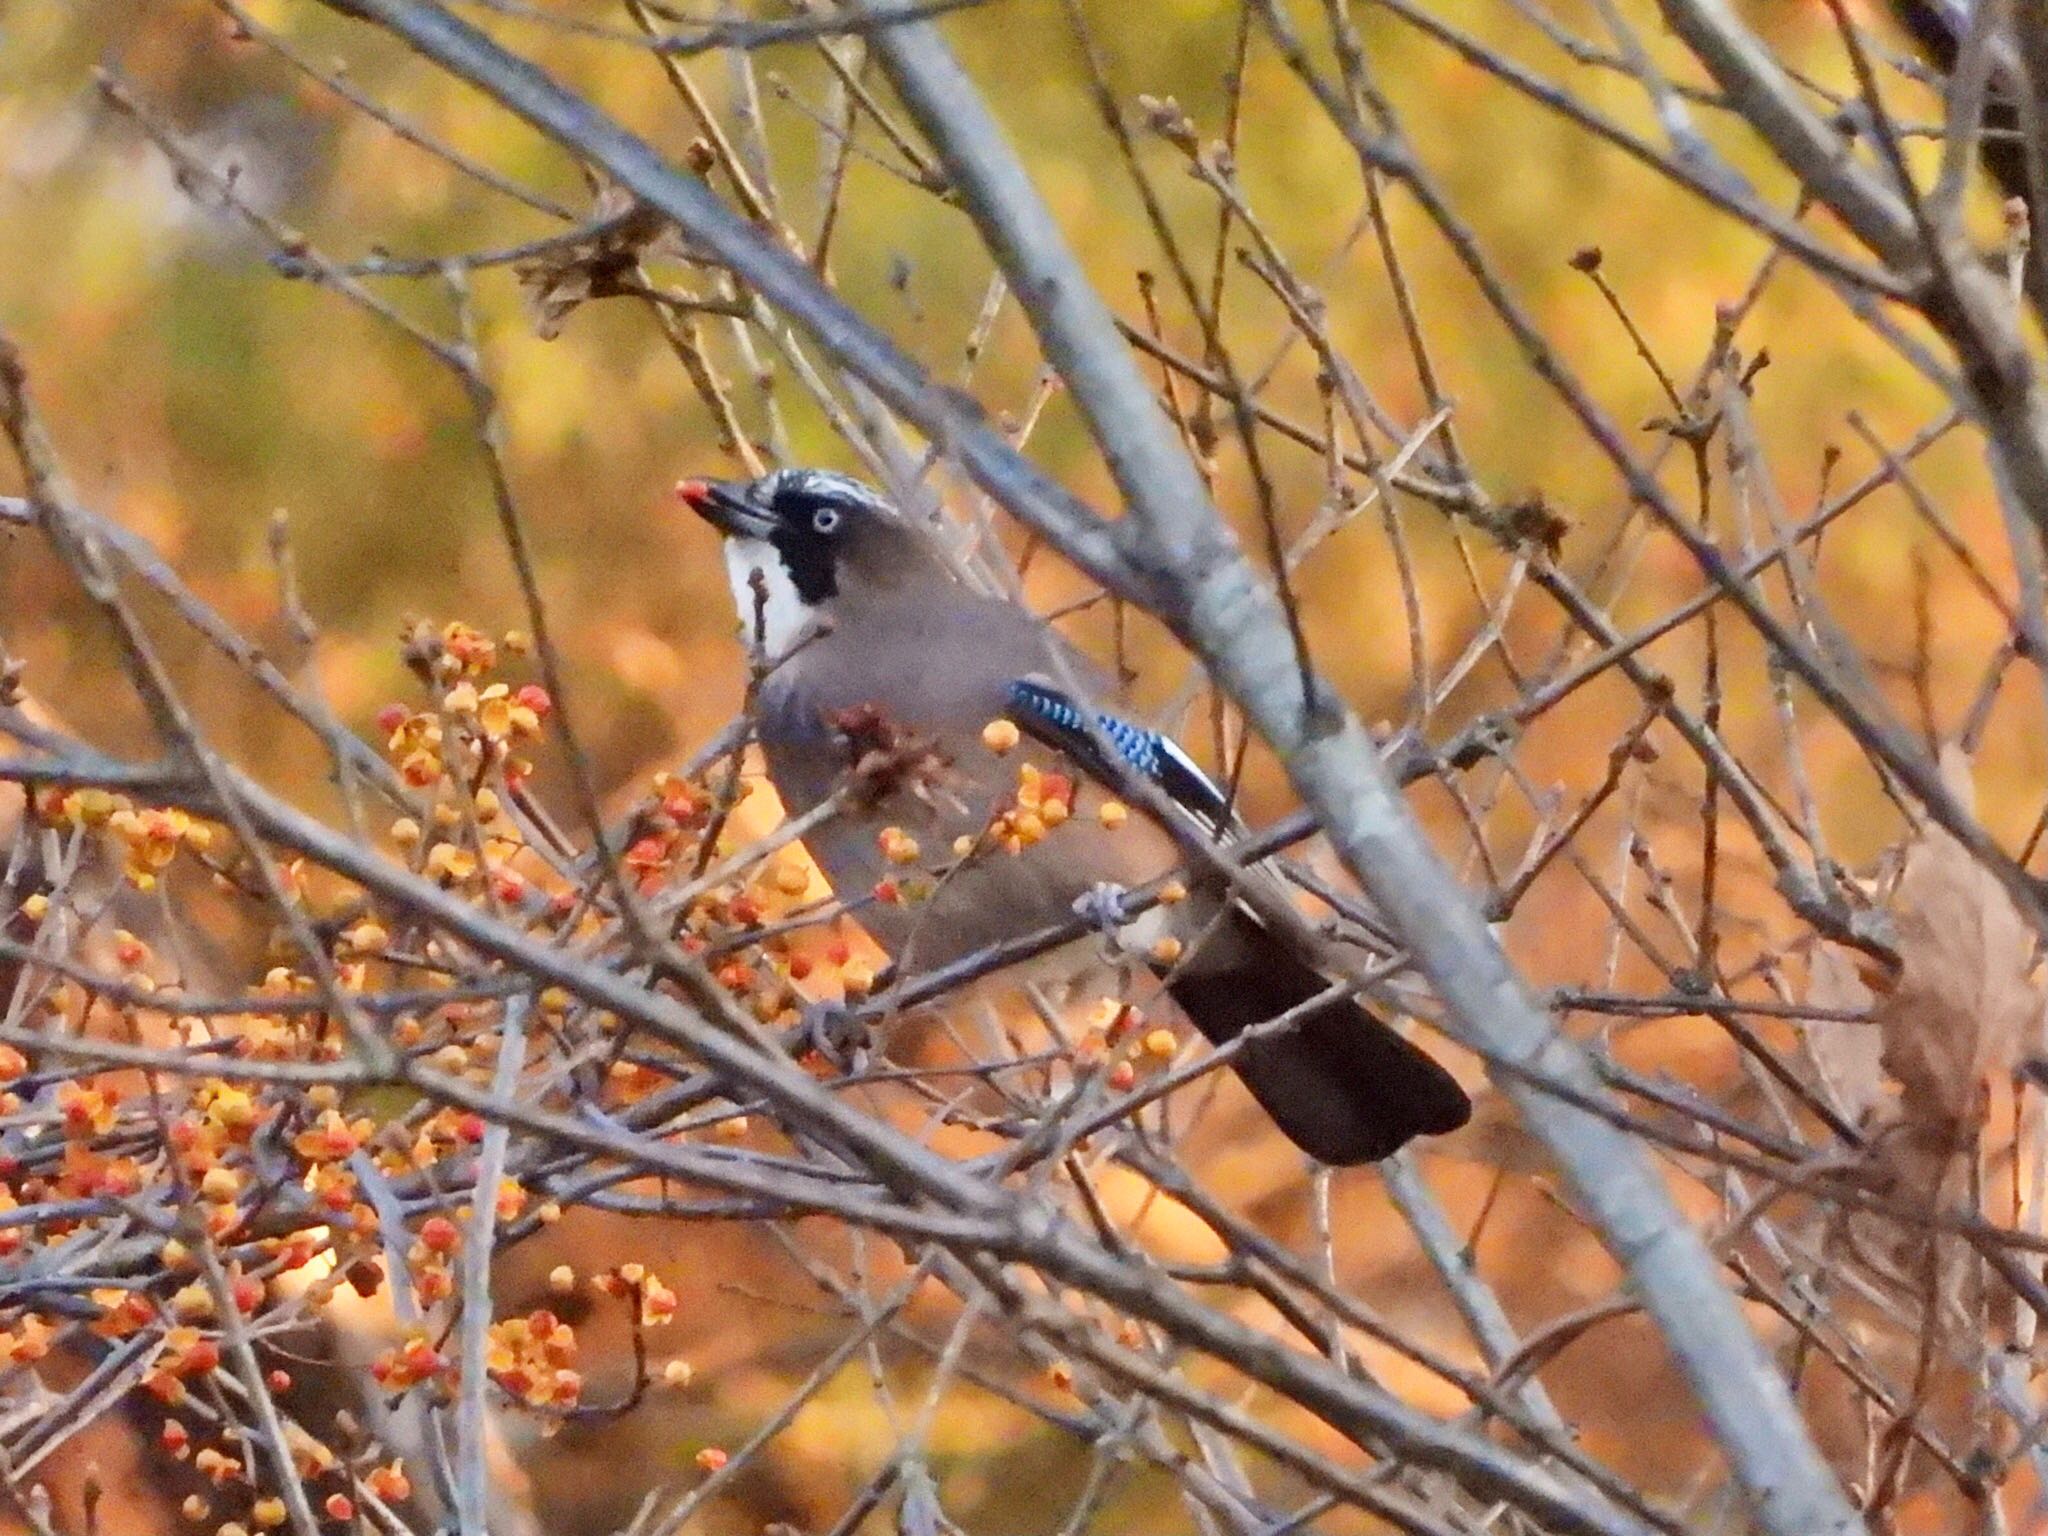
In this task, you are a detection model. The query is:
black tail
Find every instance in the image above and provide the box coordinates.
[1165,910,1470,1164]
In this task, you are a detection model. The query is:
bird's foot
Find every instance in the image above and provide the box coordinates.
[1073,882,1133,937]
[796,997,869,1069]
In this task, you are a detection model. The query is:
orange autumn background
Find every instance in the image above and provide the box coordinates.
[1,1,2040,1533]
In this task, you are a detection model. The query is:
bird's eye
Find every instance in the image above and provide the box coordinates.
[811,506,842,534]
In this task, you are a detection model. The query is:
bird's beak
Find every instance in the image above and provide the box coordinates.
[676,478,777,539]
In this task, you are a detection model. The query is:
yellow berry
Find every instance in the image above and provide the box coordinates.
[876,826,921,865]
[199,1166,240,1202]
[347,921,391,956]
[981,719,1021,754]
[1096,801,1128,830]
[170,1283,215,1321]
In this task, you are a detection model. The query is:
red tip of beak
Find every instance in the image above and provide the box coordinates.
[674,478,711,507]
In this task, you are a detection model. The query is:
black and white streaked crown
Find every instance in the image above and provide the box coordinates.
[754,468,897,519]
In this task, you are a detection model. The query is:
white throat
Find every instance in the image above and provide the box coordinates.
[722,537,818,659]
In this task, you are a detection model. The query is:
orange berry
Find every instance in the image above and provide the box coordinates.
[365,1464,411,1502]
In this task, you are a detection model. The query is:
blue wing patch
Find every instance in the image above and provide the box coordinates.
[1004,679,1230,827]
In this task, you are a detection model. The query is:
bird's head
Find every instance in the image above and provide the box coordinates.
[678,468,942,654]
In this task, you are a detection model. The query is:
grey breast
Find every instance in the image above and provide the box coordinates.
[754,594,1182,973]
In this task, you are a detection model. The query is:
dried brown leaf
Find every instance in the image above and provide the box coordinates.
[1875,817,2035,1164]
[1813,749,2042,1219]
[515,186,675,340]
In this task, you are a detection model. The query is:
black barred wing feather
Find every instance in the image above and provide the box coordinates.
[1004,678,1230,828]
